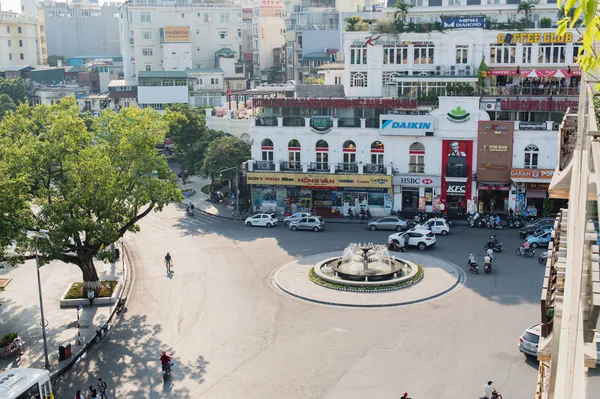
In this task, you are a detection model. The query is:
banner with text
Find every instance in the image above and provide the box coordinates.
[246,172,391,188]
[477,121,514,182]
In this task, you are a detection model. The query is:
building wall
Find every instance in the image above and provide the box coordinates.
[162,42,193,71]
[137,86,188,105]
[252,0,285,78]
[42,3,121,59]
[512,130,558,170]
[0,12,39,69]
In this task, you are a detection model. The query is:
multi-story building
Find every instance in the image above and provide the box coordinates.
[0,11,42,70]
[107,79,138,110]
[39,1,121,59]
[118,0,243,80]
[251,0,285,82]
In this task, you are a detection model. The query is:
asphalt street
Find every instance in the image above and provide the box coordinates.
[53,204,600,398]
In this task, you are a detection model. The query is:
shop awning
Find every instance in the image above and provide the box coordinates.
[487,69,576,78]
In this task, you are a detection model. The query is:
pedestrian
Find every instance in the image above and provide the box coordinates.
[489,198,496,212]
[91,389,98,399]
[13,336,23,357]
[86,385,94,399]
[401,391,412,399]
[75,389,85,399]
[87,288,95,307]
[97,378,108,399]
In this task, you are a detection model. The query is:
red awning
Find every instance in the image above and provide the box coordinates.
[489,69,577,78]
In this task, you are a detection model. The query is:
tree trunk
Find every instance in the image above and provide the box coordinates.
[80,257,101,290]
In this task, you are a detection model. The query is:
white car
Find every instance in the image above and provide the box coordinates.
[388,230,436,251]
[284,212,312,226]
[245,213,278,227]
[427,218,450,235]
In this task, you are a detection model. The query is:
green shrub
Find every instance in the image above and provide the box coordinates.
[308,264,424,292]
[0,332,17,347]
[64,281,118,299]
[540,17,552,28]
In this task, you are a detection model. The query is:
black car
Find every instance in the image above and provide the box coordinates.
[519,218,555,238]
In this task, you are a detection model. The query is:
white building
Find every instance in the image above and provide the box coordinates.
[251,0,285,82]
[0,11,42,70]
[118,0,243,79]
[108,79,138,110]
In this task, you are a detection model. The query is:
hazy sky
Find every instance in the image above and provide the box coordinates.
[2,0,22,13]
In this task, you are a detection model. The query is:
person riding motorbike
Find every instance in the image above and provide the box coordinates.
[160,351,172,372]
[484,255,493,272]
[467,253,477,271]
[488,235,498,246]
[486,248,494,260]
[519,239,532,255]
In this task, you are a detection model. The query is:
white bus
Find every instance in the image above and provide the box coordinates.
[0,368,54,399]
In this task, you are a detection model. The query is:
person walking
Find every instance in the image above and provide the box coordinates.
[87,289,95,307]
[97,378,108,399]
[75,390,85,399]
[489,198,496,213]
[86,385,94,399]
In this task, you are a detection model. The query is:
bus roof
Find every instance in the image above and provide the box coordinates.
[0,368,50,397]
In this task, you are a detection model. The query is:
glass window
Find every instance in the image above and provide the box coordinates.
[489,44,516,64]
[522,44,533,64]
[429,0,442,5]
[414,45,434,64]
[141,12,151,22]
[538,44,566,64]
[142,48,153,56]
[350,72,367,87]
[573,44,581,62]
[409,142,425,173]
[455,45,468,64]
[350,47,367,65]
[141,30,152,40]
[524,144,539,169]
[383,46,408,64]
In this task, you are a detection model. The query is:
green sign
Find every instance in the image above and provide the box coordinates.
[447,106,472,123]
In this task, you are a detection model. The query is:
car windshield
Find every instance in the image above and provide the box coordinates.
[523,331,540,343]
[316,217,323,222]
[426,232,434,238]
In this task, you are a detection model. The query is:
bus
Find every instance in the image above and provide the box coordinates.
[0,368,54,399]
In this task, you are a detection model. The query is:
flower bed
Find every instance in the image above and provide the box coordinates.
[64,280,118,299]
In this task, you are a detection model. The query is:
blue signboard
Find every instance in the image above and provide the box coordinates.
[441,17,484,29]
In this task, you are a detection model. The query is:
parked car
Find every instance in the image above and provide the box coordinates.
[284,212,312,226]
[426,218,450,235]
[289,216,325,232]
[519,323,600,364]
[388,230,436,251]
[245,213,278,227]
[367,217,408,231]
[519,218,555,238]
[525,229,553,248]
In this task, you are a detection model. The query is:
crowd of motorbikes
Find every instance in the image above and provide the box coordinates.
[468,212,527,229]
[344,207,373,220]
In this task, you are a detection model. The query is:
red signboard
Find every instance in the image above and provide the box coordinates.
[252,97,418,109]
[500,98,578,112]
[441,140,473,203]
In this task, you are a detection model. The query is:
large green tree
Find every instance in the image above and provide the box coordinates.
[0,98,182,288]
[393,0,412,24]
[517,1,536,28]
[0,77,26,104]
[46,55,66,67]
[201,136,250,182]
[0,94,16,120]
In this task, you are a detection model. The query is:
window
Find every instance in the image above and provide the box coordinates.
[141,31,152,40]
[261,139,274,161]
[7,40,10,47]
[524,144,539,169]
[288,139,301,169]
[414,45,434,64]
[162,79,173,86]
[409,142,425,173]
[371,141,384,164]
[350,72,367,87]
[235,66,244,74]
[6,26,9,33]
[237,28,242,37]
[410,0,423,5]
[429,0,442,5]
[19,53,23,60]
[219,31,227,39]
[538,44,566,64]
[18,40,23,47]
[350,47,367,65]
[141,12,151,23]
[8,53,12,61]
[145,65,151,71]
[334,76,342,85]
[220,12,230,22]
[315,140,328,170]
[18,26,22,34]
[573,44,581,62]
[142,48,153,56]
[522,44,533,64]
[467,0,480,4]
[383,46,408,64]
[342,140,356,170]
[204,13,209,22]
[211,78,219,84]
[455,45,468,64]
[448,0,460,4]
[489,44,516,64]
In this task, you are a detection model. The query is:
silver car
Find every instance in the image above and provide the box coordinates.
[289,216,325,232]
[367,217,408,231]
[284,212,312,226]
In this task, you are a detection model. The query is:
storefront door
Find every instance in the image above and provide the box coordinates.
[402,188,419,210]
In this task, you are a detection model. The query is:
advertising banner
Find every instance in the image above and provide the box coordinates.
[477,121,514,182]
[393,175,441,187]
[510,168,554,181]
[440,140,473,202]
[380,115,434,136]
[441,17,484,29]
[246,172,391,188]
[163,26,190,43]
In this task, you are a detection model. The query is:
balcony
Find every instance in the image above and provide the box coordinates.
[310,116,332,131]
[337,117,360,128]
[255,116,278,126]
[336,163,359,173]
[409,163,425,174]
[282,116,306,127]
[307,162,329,172]
[363,164,385,174]
[481,86,579,97]
[253,160,275,171]
[281,161,302,171]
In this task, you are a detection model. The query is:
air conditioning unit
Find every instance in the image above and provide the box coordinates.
[435,66,441,71]
[450,65,456,71]
[256,161,271,170]
[465,65,471,71]
[367,164,380,173]
[515,182,525,188]
[517,188,526,193]
[485,103,495,111]
[435,71,441,75]
[450,71,456,75]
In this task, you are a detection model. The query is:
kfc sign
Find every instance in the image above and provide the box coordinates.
[447,183,466,194]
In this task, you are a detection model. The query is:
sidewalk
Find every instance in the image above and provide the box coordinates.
[0,256,125,372]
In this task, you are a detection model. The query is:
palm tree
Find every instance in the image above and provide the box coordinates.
[393,0,413,24]
[518,1,536,28]
[345,16,364,32]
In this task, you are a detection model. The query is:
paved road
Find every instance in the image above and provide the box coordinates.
[53,204,595,398]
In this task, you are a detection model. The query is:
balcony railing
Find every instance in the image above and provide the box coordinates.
[482,86,579,97]
[282,116,305,127]
[337,117,360,128]
[363,164,385,174]
[281,161,302,171]
[336,163,359,173]
[256,116,278,126]
[253,160,275,171]
[409,163,425,174]
[307,162,329,172]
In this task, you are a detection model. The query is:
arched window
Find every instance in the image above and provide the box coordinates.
[524,144,539,169]
[261,138,273,162]
[315,140,329,170]
[342,140,357,171]
[409,142,425,173]
[371,141,384,165]
[240,133,252,144]
[288,139,301,170]
[350,72,367,88]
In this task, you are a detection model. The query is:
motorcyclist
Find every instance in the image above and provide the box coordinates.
[160,351,172,372]
[467,253,477,270]
[521,239,531,255]
[484,255,492,272]
[486,248,494,260]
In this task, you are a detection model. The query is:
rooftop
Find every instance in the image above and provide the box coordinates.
[186,68,224,74]
[2,65,34,72]
[108,79,139,87]
[317,62,345,70]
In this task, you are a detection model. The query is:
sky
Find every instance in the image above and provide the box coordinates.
[2,0,21,13]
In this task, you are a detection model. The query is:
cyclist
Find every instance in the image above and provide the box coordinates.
[165,253,172,273]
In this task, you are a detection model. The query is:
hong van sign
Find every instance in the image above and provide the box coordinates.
[380,115,434,136]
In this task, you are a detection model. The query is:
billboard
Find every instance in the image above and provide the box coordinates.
[380,115,434,136]
[441,17,484,29]
[441,140,473,202]
[477,121,514,182]
[163,26,190,43]
[246,172,391,188]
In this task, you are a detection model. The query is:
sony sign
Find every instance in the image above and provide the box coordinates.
[380,115,435,136]
[446,183,466,194]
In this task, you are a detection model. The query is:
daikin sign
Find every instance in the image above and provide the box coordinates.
[380,115,434,136]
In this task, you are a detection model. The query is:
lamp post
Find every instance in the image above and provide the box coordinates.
[219,165,240,219]
[34,229,50,370]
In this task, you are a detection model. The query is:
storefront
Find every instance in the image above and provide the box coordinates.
[440,140,474,215]
[509,168,554,216]
[392,175,441,213]
[246,172,393,217]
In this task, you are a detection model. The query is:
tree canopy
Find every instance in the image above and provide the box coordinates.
[201,136,250,182]
[0,77,26,104]
[0,94,16,120]
[0,98,182,288]
[46,55,66,67]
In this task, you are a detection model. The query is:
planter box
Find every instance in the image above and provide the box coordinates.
[59,281,123,308]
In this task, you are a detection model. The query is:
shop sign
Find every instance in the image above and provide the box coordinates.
[447,183,466,194]
[510,168,554,179]
[393,175,441,187]
[501,98,578,112]
[477,121,514,182]
[441,17,484,29]
[446,106,471,123]
[252,97,418,109]
[246,172,391,188]
[497,32,573,44]
[351,36,433,47]
[163,26,190,43]
[380,115,434,136]
[527,183,550,190]
[478,184,510,190]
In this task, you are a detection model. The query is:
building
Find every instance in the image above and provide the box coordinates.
[40,1,121,60]
[107,79,138,110]
[118,0,243,80]
[252,0,285,82]
[0,11,42,70]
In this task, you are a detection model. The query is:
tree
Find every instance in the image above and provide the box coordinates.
[477,57,489,90]
[345,16,364,31]
[517,1,535,28]
[393,0,412,24]
[539,17,552,28]
[46,55,66,67]
[201,136,250,183]
[305,77,324,85]
[0,94,16,120]
[0,98,182,289]
[0,77,26,104]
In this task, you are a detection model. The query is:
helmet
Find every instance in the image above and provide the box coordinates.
[162,351,166,355]
[403,392,408,397]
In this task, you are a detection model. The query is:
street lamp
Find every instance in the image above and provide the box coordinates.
[33,229,50,370]
[219,165,240,219]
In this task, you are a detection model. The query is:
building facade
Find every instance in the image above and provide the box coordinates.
[251,0,286,82]
[0,11,42,70]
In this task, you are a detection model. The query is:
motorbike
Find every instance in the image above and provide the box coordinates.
[208,191,224,203]
[388,240,406,252]
[162,361,173,381]
[466,259,479,274]
[469,212,480,228]
[486,218,504,230]
[515,246,535,257]
[116,297,127,314]
[359,209,372,220]
[477,214,490,228]
[539,250,549,264]
[484,241,503,252]
[507,215,525,229]
[484,260,493,274]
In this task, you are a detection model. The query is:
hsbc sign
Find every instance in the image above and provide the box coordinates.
[447,183,467,194]
[393,175,441,187]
